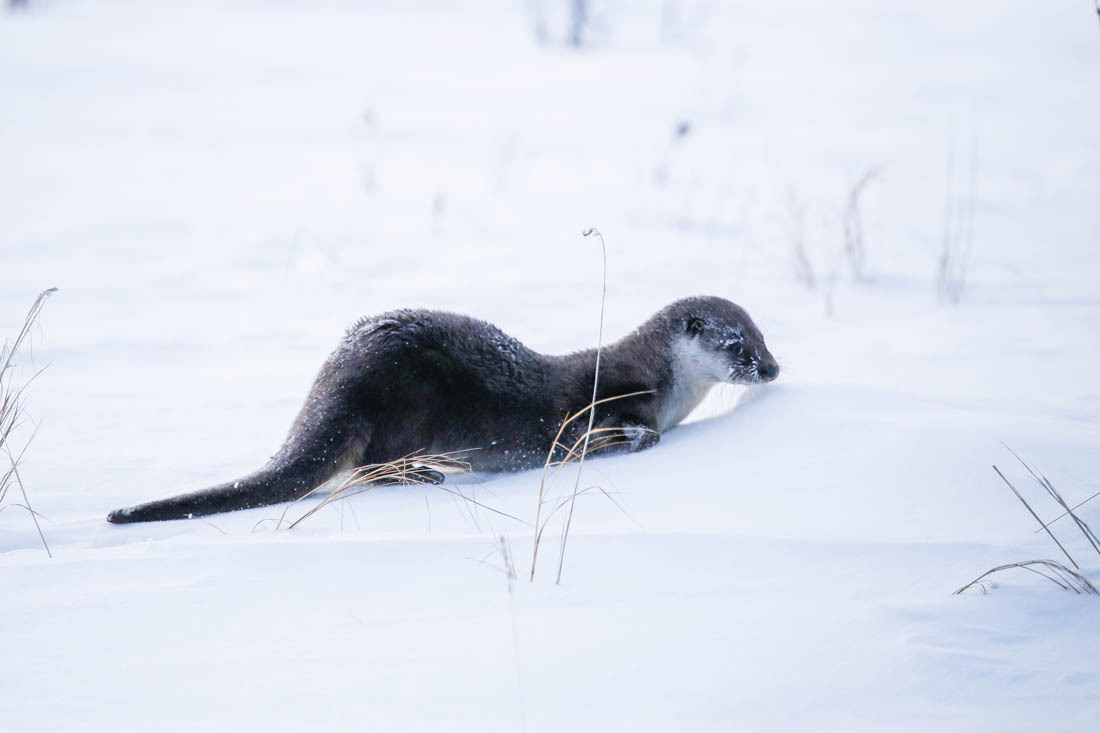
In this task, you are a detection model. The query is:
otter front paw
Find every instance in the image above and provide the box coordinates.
[620,423,660,452]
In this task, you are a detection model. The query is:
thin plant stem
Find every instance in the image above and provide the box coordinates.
[556,227,606,585]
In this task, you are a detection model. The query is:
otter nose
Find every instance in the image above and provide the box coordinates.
[758,362,779,381]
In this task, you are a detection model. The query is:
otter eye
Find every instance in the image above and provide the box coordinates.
[687,318,704,336]
[731,343,744,356]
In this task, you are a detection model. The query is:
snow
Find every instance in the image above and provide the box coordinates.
[2,0,1100,730]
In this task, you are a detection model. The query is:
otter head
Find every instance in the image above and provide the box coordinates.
[672,296,779,386]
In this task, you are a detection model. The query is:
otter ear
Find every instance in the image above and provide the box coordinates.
[687,318,704,336]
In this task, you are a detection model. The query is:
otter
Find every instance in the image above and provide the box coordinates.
[106,296,778,524]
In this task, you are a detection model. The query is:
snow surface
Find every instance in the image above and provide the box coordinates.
[3,1,1100,730]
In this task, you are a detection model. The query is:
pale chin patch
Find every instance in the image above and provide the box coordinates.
[672,336,731,384]
[659,337,731,432]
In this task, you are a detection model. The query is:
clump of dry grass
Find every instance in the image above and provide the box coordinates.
[0,287,56,557]
[527,390,650,582]
[993,447,1100,572]
[271,451,473,526]
[956,446,1098,596]
[954,560,1098,596]
[267,451,479,530]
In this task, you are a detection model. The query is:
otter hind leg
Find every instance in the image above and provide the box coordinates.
[352,464,445,489]
[409,467,445,484]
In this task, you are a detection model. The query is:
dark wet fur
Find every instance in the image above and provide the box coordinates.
[107,296,777,523]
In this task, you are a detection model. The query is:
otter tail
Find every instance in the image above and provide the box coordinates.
[107,364,364,523]
[105,454,335,524]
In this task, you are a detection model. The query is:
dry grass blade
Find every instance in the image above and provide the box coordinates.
[540,485,625,523]
[993,464,1078,570]
[271,451,528,530]
[0,502,49,519]
[5,439,51,557]
[1003,445,1100,558]
[195,516,227,535]
[954,560,1098,596]
[495,533,518,583]
[1033,490,1100,534]
[1037,472,1099,555]
[427,482,532,529]
[0,288,57,380]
